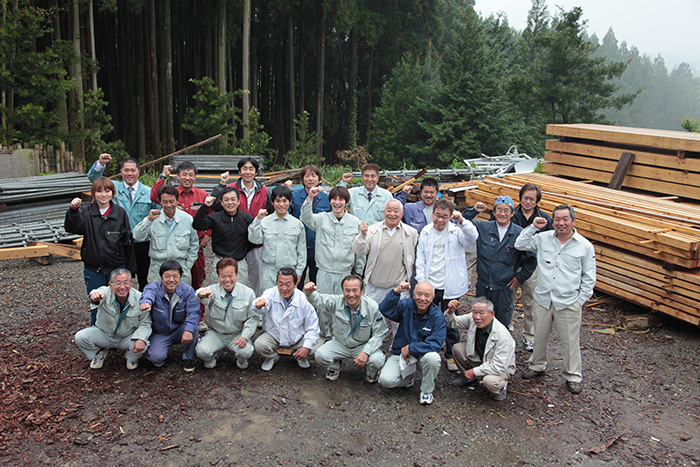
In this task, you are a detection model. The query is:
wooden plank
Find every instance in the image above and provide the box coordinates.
[0,245,50,260]
[546,124,700,153]
[607,152,635,190]
[546,139,700,172]
[31,241,82,260]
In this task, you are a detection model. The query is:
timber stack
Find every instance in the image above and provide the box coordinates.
[457,169,700,327]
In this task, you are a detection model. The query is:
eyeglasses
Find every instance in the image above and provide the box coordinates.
[112,281,132,287]
[494,208,512,214]
[162,273,180,280]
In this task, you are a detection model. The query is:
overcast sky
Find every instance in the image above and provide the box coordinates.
[475,0,700,72]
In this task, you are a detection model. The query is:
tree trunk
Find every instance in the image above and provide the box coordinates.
[287,13,296,150]
[242,0,251,141]
[363,47,373,145]
[135,12,146,158]
[53,6,68,133]
[347,30,358,149]
[315,4,326,158]
[87,0,97,93]
[217,0,227,151]
[147,0,161,157]
[163,0,174,153]
[69,0,85,161]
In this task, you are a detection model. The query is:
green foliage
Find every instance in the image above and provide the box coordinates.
[182,77,240,152]
[284,111,322,168]
[321,164,354,186]
[138,168,162,187]
[680,117,700,133]
[79,89,130,176]
[226,107,274,160]
[336,146,371,170]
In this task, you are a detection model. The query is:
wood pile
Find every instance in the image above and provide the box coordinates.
[544,124,700,201]
[457,173,700,326]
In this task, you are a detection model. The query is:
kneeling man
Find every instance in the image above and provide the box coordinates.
[447,297,516,400]
[74,269,151,370]
[195,257,258,369]
[140,260,201,372]
[253,267,319,371]
[378,281,446,406]
[304,275,388,383]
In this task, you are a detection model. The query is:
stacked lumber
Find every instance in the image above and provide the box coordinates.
[544,124,700,201]
[459,173,700,326]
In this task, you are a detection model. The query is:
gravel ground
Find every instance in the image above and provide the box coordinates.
[1,250,699,466]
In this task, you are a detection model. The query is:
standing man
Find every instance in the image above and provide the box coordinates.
[394,177,440,234]
[195,258,258,370]
[74,269,151,370]
[140,260,201,372]
[193,189,255,282]
[289,165,331,288]
[515,204,596,394]
[339,163,392,224]
[253,268,320,371]
[150,161,210,291]
[213,157,269,294]
[378,281,446,406]
[304,276,388,383]
[463,196,536,329]
[248,185,306,292]
[352,199,418,335]
[446,297,516,401]
[88,153,157,290]
[415,199,478,372]
[133,185,199,285]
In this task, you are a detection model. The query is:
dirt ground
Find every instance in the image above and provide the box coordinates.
[1,253,699,466]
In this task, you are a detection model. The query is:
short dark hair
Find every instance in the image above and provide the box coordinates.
[220,186,239,200]
[277,267,298,284]
[341,274,364,291]
[328,186,350,204]
[420,177,438,191]
[216,257,239,274]
[361,163,380,174]
[299,165,321,181]
[158,184,180,201]
[120,158,141,171]
[237,157,260,173]
[434,199,454,213]
[159,260,183,277]
[519,183,542,203]
[271,185,292,203]
[553,204,576,221]
[175,161,198,175]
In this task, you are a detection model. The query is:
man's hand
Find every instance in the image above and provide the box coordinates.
[402,185,413,194]
[200,234,211,248]
[98,153,112,166]
[446,300,460,314]
[401,344,410,360]
[341,173,354,183]
[303,282,317,295]
[507,277,520,290]
[204,196,216,207]
[181,331,194,344]
[234,337,248,348]
[220,171,230,185]
[284,180,294,189]
[162,165,173,177]
[394,281,410,295]
[197,288,212,299]
[360,222,368,236]
[254,298,268,309]
[452,210,464,225]
[464,369,475,381]
[147,209,161,221]
[70,198,82,209]
[140,302,152,312]
[474,201,487,212]
[131,339,146,353]
[354,351,369,367]
[256,209,268,219]
[533,217,548,229]
[308,186,320,199]
[89,291,105,303]
[294,347,310,361]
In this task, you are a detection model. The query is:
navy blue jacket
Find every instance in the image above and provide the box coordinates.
[379,290,446,357]
[140,280,201,336]
[290,188,331,251]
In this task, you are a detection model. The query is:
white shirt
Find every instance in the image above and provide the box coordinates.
[255,287,319,349]
[429,227,448,289]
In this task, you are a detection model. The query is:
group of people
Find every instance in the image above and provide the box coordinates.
[67,155,596,405]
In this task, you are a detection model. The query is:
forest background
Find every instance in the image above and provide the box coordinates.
[1,0,699,175]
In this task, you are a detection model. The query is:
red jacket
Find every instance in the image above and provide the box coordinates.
[212,178,269,217]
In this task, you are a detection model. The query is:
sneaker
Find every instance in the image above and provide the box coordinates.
[297,357,311,369]
[450,375,477,388]
[446,358,458,372]
[236,358,249,370]
[183,359,195,373]
[126,359,139,370]
[491,382,508,401]
[325,362,345,381]
[524,340,534,352]
[152,360,165,368]
[261,355,280,372]
[365,372,379,384]
[204,358,217,369]
[90,349,109,369]
[522,368,545,379]
[419,392,434,405]
[566,381,582,394]
[198,321,209,333]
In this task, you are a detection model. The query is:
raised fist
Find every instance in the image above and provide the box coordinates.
[452,210,464,225]
[360,222,368,236]
[147,209,161,221]
[98,153,112,165]
[254,298,268,309]
[89,291,105,303]
[162,165,173,177]
[402,185,413,194]
[197,288,212,299]
[303,282,317,294]
[70,198,82,209]
[256,209,268,220]
[204,196,216,207]
[284,180,294,189]
[394,281,410,294]
[220,171,230,185]
[533,217,548,229]
[446,299,460,314]
[140,302,152,311]
[341,173,354,183]
[308,186,320,198]
[474,202,487,213]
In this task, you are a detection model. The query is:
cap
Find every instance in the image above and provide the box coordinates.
[494,195,514,210]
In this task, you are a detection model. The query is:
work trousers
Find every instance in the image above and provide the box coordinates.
[147,322,199,365]
[452,342,510,395]
[134,241,151,291]
[379,352,441,395]
[529,300,582,383]
[196,329,254,364]
[238,248,261,295]
[433,289,457,359]
[314,339,386,378]
[364,283,409,338]
[519,268,538,341]
[74,327,147,364]
[253,332,310,360]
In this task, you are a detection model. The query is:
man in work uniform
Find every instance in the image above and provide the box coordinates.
[339,163,393,225]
